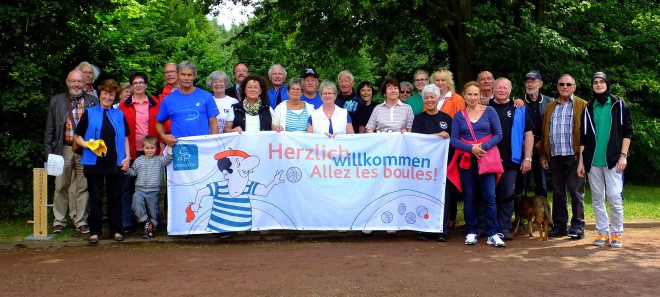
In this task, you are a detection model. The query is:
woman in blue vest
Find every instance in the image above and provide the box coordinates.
[74,79,131,244]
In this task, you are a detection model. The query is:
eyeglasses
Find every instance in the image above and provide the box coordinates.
[414,78,428,82]
[592,80,607,85]
[289,87,302,91]
[132,81,146,86]
[558,82,574,87]
[400,91,412,94]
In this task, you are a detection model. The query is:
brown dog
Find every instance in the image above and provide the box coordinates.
[512,195,553,241]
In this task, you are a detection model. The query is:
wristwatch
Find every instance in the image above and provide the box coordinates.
[524,157,533,162]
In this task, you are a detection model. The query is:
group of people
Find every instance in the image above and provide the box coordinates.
[44,60,632,248]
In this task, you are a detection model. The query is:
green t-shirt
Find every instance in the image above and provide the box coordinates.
[407,93,424,115]
[592,97,612,166]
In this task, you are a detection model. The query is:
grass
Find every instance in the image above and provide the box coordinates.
[1,184,658,244]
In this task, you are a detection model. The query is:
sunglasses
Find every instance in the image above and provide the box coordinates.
[400,91,412,94]
[558,82,574,87]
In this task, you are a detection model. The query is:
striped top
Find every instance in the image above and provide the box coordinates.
[365,100,414,132]
[272,101,314,132]
[126,153,173,189]
[206,180,258,232]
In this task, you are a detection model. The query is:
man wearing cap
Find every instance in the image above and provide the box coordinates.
[578,72,632,248]
[515,71,554,198]
[226,62,250,100]
[267,64,289,107]
[301,68,322,108]
[540,74,587,239]
[188,149,284,233]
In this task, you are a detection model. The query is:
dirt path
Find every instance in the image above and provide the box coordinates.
[1,226,659,296]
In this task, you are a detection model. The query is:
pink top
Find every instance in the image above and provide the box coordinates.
[133,100,149,151]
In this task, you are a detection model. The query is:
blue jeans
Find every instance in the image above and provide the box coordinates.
[459,158,498,237]
[132,188,160,227]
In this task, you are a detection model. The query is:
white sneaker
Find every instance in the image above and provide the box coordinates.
[465,234,477,245]
[487,235,506,247]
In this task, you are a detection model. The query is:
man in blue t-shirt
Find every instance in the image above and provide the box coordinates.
[156,60,219,146]
[301,68,322,108]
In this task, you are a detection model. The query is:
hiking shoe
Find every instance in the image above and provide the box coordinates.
[142,221,152,239]
[465,234,477,245]
[610,235,622,248]
[487,235,506,247]
[77,225,90,234]
[592,234,609,247]
[53,225,64,234]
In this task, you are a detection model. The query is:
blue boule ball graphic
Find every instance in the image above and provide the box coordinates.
[381,211,393,223]
[398,203,406,215]
[405,212,416,224]
[286,167,303,183]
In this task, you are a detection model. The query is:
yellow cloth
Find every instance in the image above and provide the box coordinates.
[85,139,107,157]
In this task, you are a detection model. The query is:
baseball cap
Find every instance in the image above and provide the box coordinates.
[525,70,542,80]
[302,68,319,78]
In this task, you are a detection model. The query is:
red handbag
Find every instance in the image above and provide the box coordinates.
[463,110,504,175]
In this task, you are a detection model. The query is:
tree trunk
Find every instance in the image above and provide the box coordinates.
[445,0,474,89]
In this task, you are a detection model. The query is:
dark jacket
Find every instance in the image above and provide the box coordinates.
[580,95,633,173]
[524,93,553,128]
[44,92,99,156]
[230,102,273,131]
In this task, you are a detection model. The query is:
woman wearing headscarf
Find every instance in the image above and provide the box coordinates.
[577,72,633,248]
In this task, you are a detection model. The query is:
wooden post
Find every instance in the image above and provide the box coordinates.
[32,168,48,237]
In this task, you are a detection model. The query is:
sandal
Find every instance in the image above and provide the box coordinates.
[88,235,99,244]
[113,233,125,242]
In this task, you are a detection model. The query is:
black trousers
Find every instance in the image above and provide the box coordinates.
[549,155,585,230]
[85,173,123,236]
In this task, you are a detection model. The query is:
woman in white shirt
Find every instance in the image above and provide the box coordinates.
[207,71,238,133]
[273,78,314,132]
[307,81,355,137]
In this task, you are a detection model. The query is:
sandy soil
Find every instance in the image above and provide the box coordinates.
[1,226,659,297]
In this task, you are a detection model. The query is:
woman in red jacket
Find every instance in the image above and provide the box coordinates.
[118,72,162,234]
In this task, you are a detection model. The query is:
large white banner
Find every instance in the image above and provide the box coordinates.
[167,132,449,235]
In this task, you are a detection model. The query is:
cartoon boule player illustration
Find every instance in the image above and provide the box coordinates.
[185,149,284,232]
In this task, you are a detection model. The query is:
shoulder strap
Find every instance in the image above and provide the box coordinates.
[463,109,477,141]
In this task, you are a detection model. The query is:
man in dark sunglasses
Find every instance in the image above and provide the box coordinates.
[540,74,588,240]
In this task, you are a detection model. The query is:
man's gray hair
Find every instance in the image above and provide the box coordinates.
[268,64,287,78]
[206,71,230,89]
[75,61,100,82]
[177,60,198,76]
[558,74,576,85]
[337,70,354,83]
[421,84,441,98]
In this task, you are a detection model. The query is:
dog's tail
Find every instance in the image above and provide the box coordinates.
[544,201,553,227]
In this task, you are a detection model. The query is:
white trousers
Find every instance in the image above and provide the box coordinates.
[588,166,624,236]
